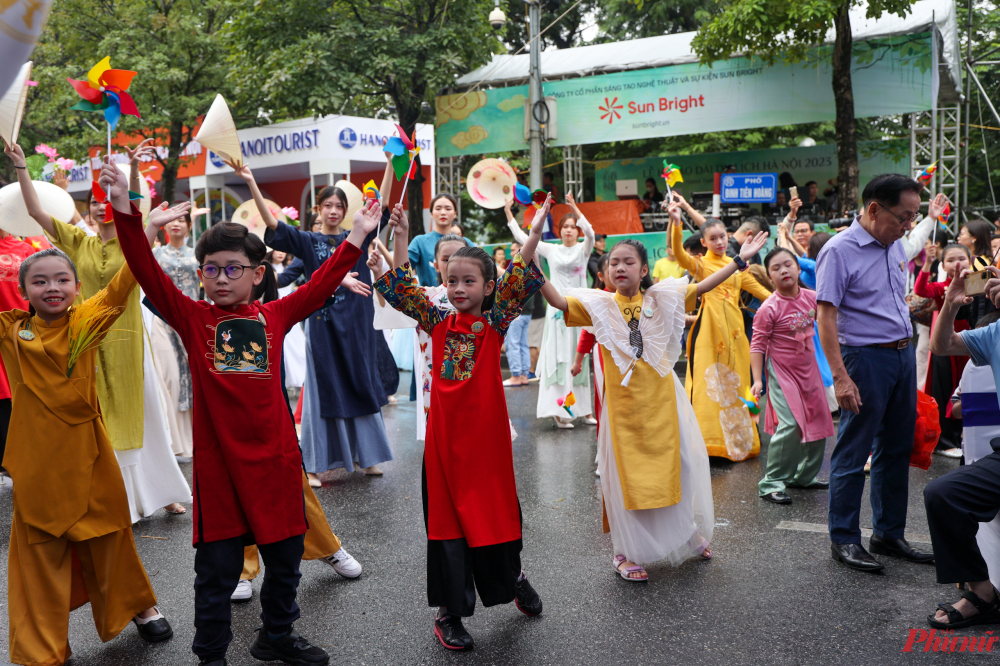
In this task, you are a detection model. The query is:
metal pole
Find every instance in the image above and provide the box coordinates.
[966,61,1000,127]
[963,0,973,209]
[528,0,542,192]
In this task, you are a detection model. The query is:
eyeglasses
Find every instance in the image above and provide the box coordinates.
[200,264,253,280]
[875,202,920,226]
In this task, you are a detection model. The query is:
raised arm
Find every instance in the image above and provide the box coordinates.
[389,204,410,271]
[670,209,700,276]
[673,191,706,228]
[576,214,596,257]
[903,193,949,262]
[518,194,551,266]
[144,201,192,248]
[277,258,305,288]
[4,142,56,237]
[102,158,193,326]
[931,269,977,357]
[233,163,280,231]
[539,278,568,313]
[126,138,155,198]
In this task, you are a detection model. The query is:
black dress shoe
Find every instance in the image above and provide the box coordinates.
[831,543,885,572]
[434,612,474,651]
[515,574,543,616]
[249,627,329,665]
[788,480,830,490]
[199,660,227,666]
[761,491,792,504]
[869,534,935,563]
[132,612,173,643]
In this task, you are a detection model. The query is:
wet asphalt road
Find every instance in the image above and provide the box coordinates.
[0,375,984,665]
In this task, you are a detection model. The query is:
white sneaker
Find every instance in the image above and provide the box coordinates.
[231,579,252,602]
[321,547,362,579]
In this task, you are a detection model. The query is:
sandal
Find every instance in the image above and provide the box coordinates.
[164,503,186,515]
[613,554,648,582]
[927,586,1000,629]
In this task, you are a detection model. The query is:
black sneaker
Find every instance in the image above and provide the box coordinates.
[515,574,543,616]
[249,627,329,665]
[434,612,474,651]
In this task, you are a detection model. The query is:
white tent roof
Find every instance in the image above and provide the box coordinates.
[456,0,961,101]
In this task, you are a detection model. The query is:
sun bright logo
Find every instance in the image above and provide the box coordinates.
[599,97,623,124]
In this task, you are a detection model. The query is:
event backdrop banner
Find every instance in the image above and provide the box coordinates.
[436,34,933,157]
[592,141,909,202]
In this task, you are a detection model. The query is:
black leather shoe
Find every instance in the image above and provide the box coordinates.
[788,480,830,490]
[869,534,935,563]
[515,574,543,616]
[249,627,329,665]
[761,492,792,504]
[831,543,885,572]
[199,660,227,666]
[132,611,173,643]
[434,612,474,651]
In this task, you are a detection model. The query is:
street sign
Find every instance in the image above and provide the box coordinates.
[720,173,778,204]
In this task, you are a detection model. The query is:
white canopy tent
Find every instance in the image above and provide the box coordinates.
[456,0,962,102]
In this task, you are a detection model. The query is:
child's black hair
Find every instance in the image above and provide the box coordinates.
[763,246,799,272]
[434,233,465,259]
[253,263,279,304]
[196,222,277,301]
[448,246,498,310]
[594,252,611,290]
[18,248,78,316]
[608,239,653,291]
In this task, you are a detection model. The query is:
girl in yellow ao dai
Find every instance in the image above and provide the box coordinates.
[539,225,770,580]
[672,217,772,461]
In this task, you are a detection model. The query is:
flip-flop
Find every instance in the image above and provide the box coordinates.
[613,554,648,582]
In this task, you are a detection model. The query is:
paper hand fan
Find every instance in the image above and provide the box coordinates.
[466,158,516,210]
[0,180,75,236]
[115,163,152,217]
[196,94,243,167]
[232,198,287,240]
[334,180,364,231]
[0,61,31,146]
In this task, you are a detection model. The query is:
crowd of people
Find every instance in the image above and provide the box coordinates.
[3,136,1000,665]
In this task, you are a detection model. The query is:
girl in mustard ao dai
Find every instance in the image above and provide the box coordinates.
[541,210,770,580]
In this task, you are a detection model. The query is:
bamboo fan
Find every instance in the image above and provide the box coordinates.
[196,94,243,167]
[335,180,363,231]
[0,61,32,146]
[0,180,74,236]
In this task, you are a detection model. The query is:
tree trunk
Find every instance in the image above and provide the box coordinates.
[159,120,186,204]
[832,2,858,215]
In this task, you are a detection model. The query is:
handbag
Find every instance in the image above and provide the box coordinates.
[906,292,937,328]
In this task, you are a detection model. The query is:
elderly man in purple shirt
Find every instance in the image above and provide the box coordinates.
[816,173,936,572]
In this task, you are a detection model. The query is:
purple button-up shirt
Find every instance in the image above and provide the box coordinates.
[815,218,913,347]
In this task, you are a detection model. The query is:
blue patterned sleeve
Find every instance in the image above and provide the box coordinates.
[374,262,446,334]
[486,254,545,336]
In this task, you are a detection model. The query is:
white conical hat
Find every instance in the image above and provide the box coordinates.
[0,61,32,146]
[231,197,287,240]
[466,158,516,209]
[0,179,75,237]
[196,94,243,167]
[115,163,151,217]
[334,180,363,231]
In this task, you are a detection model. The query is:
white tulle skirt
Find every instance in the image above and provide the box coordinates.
[599,373,714,566]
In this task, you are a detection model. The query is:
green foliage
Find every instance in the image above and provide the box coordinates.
[961,0,1000,212]
[593,0,711,41]
[18,0,235,200]
[500,0,594,51]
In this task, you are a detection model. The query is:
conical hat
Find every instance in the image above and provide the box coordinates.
[115,163,151,217]
[466,158,516,209]
[334,180,363,231]
[196,94,242,167]
[0,61,32,146]
[0,180,75,237]
[231,197,287,240]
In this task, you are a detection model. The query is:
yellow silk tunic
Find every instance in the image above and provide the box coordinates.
[672,223,771,461]
[49,219,144,451]
[566,288,697,510]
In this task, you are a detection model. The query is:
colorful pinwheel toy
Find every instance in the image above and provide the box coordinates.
[384,124,420,181]
[662,161,683,188]
[67,57,140,151]
[917,162,937,187]
[363,180,381,201]
[531,189,548,209]
[556,392,576,417]
[738,388,760,416]
[514,182,532,206]
[91,180,142,223]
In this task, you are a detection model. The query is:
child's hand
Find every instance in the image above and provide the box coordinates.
[339,272,372,297]
[529,194,552,236]
[3,141,25,168]
[388,203,409,235]
[52,168,68,190]
[367,248,386,280]
[571,358,583,377]
[231,162,254,183]
[148,200,192,229]
[353,200,382,235]
[504,198,512,215]
[125,138,155,168]
[666,200,683,226]
[751,380,763,401]
[99,157,130,205]
[740,231,769,261]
